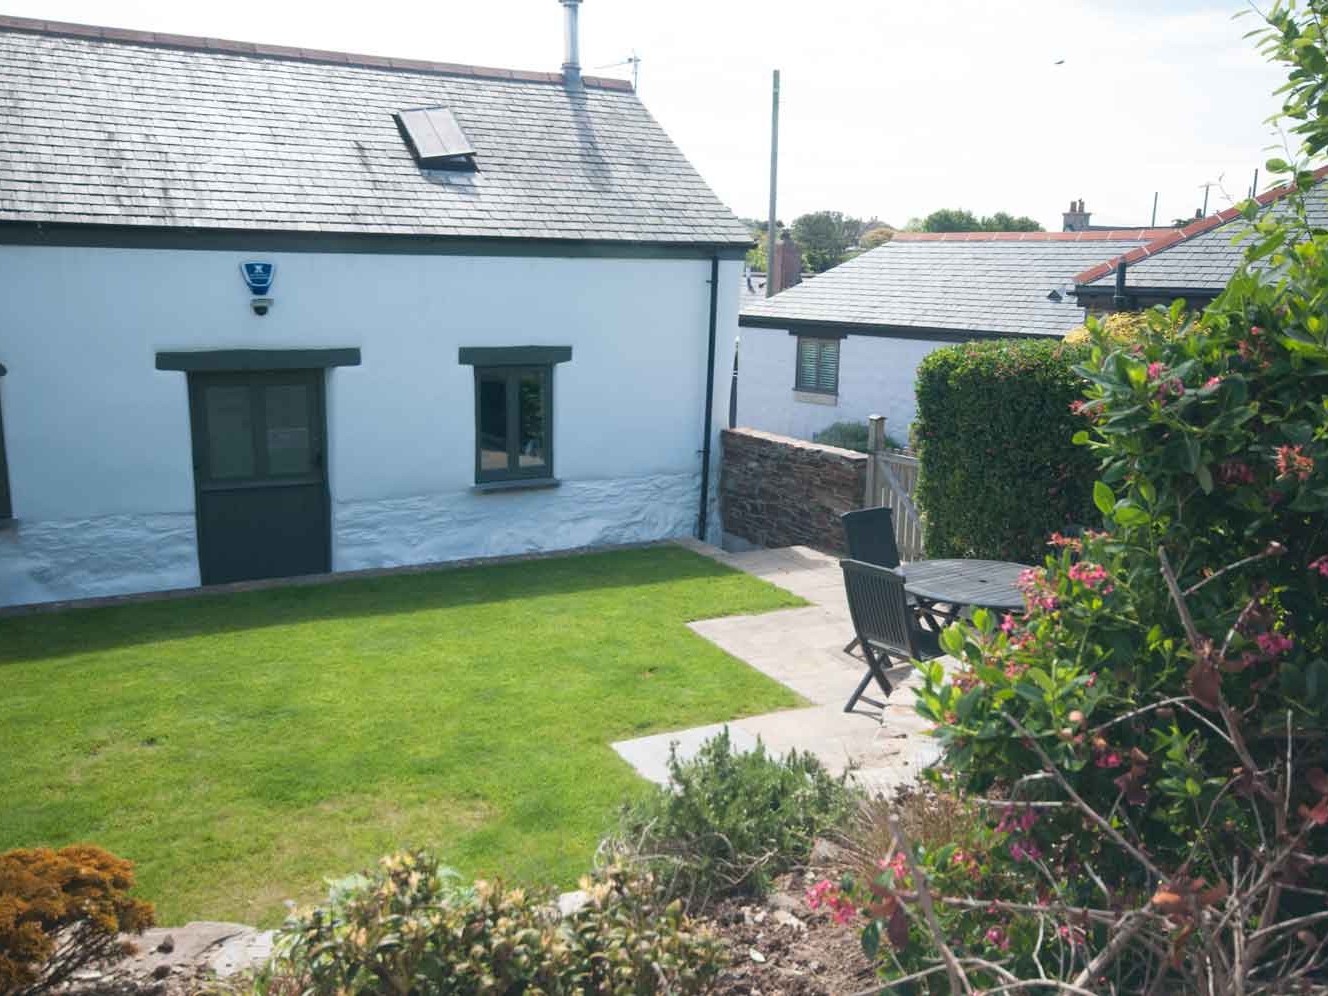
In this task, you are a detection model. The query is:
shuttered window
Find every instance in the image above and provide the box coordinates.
[795,337,840,394]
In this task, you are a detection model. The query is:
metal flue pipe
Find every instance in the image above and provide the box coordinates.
[561,0,583,89]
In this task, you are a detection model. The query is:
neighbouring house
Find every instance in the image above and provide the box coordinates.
[735,228,1171,442]
[1073,170,1328,315]
[0,5,752,607]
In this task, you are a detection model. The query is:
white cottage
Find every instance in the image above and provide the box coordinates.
[0,7,751,607]
[735,230,1172,443]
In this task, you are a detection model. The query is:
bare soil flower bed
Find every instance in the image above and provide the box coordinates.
[705,873,876,996]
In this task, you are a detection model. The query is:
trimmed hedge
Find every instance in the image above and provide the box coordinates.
[914,339,1096,564]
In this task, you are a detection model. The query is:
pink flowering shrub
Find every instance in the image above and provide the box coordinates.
[889,188,1328,987]
[846,11,1328,992]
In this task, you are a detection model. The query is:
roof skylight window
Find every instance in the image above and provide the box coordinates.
[394,107,476,170]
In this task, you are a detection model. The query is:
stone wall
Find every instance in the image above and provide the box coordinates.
[720,427,867,554]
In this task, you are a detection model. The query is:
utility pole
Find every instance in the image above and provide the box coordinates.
[1151,191,1158,227]
[1249,168,1260,200]
[765,69,780,298]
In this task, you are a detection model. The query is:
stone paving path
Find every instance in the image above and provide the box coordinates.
[611,540,946,793]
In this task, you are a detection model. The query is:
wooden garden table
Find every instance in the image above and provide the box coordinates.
[902,559,1031,625]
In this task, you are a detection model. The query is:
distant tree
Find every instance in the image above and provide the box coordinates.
[790,210,864,272]
[742,219,790,271]
[910,208,1045,233]
[920,208,984,232]
[982,211,1043,232]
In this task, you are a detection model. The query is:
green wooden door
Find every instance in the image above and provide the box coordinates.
[187,370,330,585]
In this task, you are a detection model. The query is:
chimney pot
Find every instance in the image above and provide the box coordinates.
[560,0,583,89]
[1062,198,1091,232]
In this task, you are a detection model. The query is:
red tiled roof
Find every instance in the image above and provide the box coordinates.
[1071,164,1328,287]
[892,229,1175,243]
[0,12,634,91]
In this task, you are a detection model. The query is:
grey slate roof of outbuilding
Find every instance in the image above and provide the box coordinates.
[739,231,1170,339]
[0,16,752,246]
[1076,173,1328,294]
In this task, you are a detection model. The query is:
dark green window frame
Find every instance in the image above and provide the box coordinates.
[460,346,572,487]
[0,363,10,519]
[472,365,554,484]
[794,337,840,394]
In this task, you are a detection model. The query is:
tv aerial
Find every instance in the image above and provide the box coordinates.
[596,50,641,91]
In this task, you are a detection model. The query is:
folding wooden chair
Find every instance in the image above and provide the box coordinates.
[839,558,944,713]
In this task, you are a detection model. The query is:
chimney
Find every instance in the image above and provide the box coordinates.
[770,230,803,294]
[560,0,583,89]
[1062,198,1091,232]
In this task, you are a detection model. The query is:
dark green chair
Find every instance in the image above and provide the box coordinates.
[840,559,943,713]
[840,507,934,651]
[841,507,902,570]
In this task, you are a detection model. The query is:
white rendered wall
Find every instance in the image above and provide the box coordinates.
[733,327,953,445]
[0,246,739,606]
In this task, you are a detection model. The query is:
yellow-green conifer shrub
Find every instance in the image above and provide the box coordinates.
[1063,311,1152,346]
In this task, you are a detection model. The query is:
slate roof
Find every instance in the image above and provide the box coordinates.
[739,231,1172,339]
[0,15,752,246]
[1075,169,1328,294]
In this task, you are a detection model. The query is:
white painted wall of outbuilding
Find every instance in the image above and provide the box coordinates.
[733,326,952,445]
[0,246,738,606]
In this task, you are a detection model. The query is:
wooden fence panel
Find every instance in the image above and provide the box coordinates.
[869,447,924,561]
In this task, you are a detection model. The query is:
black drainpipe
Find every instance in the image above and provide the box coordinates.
[1112,257,1129,311]
[697,255,720,541]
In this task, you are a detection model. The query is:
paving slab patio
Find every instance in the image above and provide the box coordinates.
[610,540,947,793]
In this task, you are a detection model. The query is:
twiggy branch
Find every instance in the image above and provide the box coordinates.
[1071,912,1151,992]
[1183,543,1283,597]
[1088,696,1193,736]
[889,813,973,995]
[1005,713,1165,881]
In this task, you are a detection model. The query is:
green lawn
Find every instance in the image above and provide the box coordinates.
[0,546,803,926]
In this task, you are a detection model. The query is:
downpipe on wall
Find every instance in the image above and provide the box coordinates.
[697,255,720,540]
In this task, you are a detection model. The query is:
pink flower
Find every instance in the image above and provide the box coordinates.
[1276,445,1314,481]
[1096,752,1122,769]
[806,880,834,910]
[1310,555,1328,578]
[1147,361,1165,380]
[1000,613,1017,634]
[1086,672,1097,688]
[831,902,856,925]
[1155,378,1185,401]
[1204,376,1222,390]
[1017,567,1059,613]
[887,851,908,878]
[1009,839,1043,863]
[1068,561,1110,590]
[1256,631,1294,658]
[1048,531,1084,551]
[985,926,1010,950]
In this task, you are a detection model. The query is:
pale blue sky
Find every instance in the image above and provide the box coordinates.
[8,0,1291,231]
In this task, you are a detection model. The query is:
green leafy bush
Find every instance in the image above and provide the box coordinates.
[608,728,859,910]
[260,850,720,995]
[913,339,1097,563]
[811,420,902,453]
[843,181,1328,994]
[0,845,154,996]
